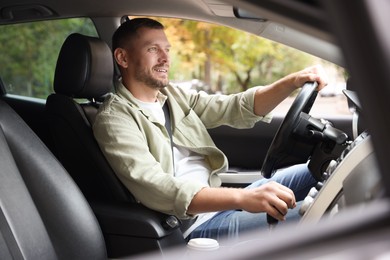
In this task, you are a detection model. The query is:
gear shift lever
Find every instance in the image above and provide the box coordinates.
[267,213,278,230]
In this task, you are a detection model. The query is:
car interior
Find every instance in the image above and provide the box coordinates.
[1,0,390,259]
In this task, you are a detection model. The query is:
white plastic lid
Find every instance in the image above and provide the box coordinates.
[187,238,219,251]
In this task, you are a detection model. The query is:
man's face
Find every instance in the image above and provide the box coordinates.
[128,27,171,90]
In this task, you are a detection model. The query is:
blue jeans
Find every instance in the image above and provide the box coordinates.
[187,163,317,242]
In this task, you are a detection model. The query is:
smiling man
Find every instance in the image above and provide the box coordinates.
[93,18,327,242]
[113,22,171,101]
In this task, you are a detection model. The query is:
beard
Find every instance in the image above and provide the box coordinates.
[135,65,169,90]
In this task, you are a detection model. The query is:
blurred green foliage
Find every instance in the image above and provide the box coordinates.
[153,17,317,94]
[0,16,342,98]
[0,18,97,98]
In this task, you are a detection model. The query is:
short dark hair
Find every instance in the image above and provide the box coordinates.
[112,18,164,51]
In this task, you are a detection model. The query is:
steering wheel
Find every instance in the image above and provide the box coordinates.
[261,81,318,178]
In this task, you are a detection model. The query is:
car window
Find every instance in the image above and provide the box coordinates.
[0,18,98,99]
[138,16,350,118]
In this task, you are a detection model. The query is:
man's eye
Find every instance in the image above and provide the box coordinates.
[148,47,158,53]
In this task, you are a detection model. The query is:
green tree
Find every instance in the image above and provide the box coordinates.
[0,18,97,99]
[135,17,332,94]
[158,18,314,93]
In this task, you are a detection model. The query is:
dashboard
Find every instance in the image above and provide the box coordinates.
[300,90,383,224]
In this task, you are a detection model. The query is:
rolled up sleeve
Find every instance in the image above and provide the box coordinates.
[171,85,272,129]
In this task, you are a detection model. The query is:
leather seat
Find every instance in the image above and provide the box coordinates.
[47,33,130,203]
[45,33,185,257]
[0,99,107,259]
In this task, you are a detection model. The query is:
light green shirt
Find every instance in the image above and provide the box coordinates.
[93,81,271,218]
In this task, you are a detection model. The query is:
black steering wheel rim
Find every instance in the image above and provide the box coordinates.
[261,81,318,178]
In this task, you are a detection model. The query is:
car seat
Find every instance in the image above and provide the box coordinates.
[0,99,107,259]
[45,33,184,257]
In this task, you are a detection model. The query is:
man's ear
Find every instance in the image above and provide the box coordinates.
[114,48,128,68]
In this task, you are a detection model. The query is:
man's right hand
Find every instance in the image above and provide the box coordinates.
[187,181,296,221]
[239,181,296,221]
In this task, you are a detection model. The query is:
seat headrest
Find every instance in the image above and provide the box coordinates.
[54,33,114,99]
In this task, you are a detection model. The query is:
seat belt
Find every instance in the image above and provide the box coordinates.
[162,101,196,233]
[162,101,174,170]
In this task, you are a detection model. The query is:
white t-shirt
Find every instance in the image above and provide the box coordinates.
[137,100,217,237]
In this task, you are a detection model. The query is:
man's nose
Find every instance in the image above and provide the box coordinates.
[158,50,169,63]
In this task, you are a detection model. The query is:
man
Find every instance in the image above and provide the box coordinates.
[93,18,328,241]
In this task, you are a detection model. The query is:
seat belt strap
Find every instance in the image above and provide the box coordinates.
[162,102,175,170]
[162,101,197,233]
